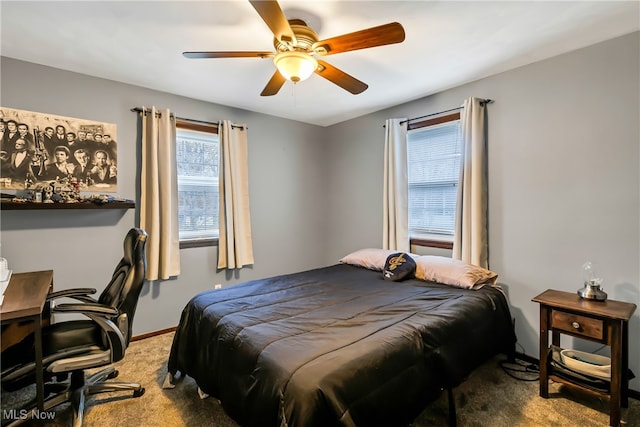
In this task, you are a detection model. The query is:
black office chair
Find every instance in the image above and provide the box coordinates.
[1,227,148,426]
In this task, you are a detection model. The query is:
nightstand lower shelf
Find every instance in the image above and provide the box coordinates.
[549,369,611,395]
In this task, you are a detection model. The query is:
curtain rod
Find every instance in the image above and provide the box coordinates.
[400,99,494,125]
[130,107,219,127]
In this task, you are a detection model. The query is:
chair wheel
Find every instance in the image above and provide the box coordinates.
[54,373,69,382]
[133,388,145,398]
[44,382,69,396]
[107,370,119,379]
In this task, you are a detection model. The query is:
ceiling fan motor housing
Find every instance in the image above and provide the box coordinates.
[274,19,319,53]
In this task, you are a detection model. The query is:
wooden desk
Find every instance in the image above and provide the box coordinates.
[533,289,636,427]
[1,270,54,411]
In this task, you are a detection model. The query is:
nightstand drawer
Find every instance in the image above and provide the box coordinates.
[550,310,603,340]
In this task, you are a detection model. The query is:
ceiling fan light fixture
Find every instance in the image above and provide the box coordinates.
[274,51,317,83]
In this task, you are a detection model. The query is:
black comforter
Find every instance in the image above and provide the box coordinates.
[168,264,515,427]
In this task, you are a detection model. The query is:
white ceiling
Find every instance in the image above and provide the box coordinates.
[1,1,638,127]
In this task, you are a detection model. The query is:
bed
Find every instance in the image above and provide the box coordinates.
[167,250,516,427]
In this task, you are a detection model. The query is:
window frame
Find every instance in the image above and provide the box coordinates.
[175,119,219,249]
[407,112,461,250]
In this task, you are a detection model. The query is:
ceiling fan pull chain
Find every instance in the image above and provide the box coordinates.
[291,82,297,108]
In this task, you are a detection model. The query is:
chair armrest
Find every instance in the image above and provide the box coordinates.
[47,288,98,303]
[53,302,118,317]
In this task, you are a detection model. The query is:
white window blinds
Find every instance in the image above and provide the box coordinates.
[176,127,219,240]
[407,120,461,236]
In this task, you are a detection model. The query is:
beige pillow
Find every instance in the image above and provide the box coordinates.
[340,248,415,271]
[414,256,498,289]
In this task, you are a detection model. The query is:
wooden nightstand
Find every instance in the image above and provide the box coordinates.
[532,289,636,427]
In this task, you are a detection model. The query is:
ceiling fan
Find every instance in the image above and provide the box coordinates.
[183,0,405,96]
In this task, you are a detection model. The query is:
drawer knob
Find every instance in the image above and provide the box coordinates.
[572,321,580,329]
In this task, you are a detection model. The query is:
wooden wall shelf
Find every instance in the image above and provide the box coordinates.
[1,200,135,210]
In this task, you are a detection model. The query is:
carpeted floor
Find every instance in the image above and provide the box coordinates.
[2,332,638,426]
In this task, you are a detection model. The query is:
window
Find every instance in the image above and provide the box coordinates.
[407,113,461,247]
[176,121,219,247]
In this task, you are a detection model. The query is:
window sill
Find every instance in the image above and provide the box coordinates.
[410,236,453,250]
[180,238,218,249]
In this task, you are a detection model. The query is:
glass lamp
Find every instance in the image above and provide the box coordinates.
[577,261,607,301]
[274,51,318,83]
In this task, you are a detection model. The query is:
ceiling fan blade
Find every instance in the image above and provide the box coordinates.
[249,0,297,46]
[260,70,287,96]
[312,22,405,56]
[183,51,274,59]
[315,60,368,95]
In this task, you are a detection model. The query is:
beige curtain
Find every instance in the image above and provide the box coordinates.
[453,97,489,268]
[217,120,254,269]
[140,107,180,280]
[383,118,409,251]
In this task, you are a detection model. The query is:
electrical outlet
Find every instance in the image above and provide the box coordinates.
[214,284,222,290]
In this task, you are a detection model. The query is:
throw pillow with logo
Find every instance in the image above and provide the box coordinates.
[382,252,416,281]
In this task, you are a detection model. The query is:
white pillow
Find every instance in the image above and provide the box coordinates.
[339,248,412,271]
[414,256,498,289]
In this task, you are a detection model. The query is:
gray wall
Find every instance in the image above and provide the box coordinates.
[1,31,638,389]
[325,32,640,389]
[0,57,329,336]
